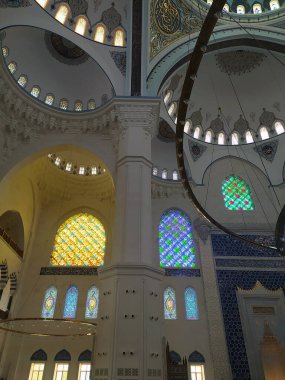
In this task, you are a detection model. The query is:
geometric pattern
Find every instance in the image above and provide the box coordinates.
[222,175,254,211]
[159,208,196,268]
[63,285,78,319]
[41,286,57,318]
[185,287,198,320]
[164,287,177,319]
[50,213,106,267]
[85,286,99,319]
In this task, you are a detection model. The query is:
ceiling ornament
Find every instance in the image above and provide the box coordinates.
[154,0,181,35]
[234,115,249,136]
[102,3,122,34]
[67,0,88,18]
[254,140,278,162]
[158,118,176,142]
[190,108,203,127]
[188,141,207,161]
[0,0,30,7]
[215,50,266,76]
[110,51,126,77]
[209,115,224,134]
[259,108,275,128]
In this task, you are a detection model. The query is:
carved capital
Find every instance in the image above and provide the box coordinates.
[193,217,212,243]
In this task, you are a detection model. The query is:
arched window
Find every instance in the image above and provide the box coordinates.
[237,4,245,13]
[205,130,212,143]
[45,94,54,106]
[184,120,191,134]
[8,61,17,74]
[42,286,57,318]
[87,99,96,110]
[164,287,177,319]
[185,287,198,320]
[193,126,201,139]
[35,0,49,7]
[270,0,279,9]
[274,121,285,134]
[63,285,78,319]
[2,46,9,57]
[85,286,99,319]
[74,100,83,112]
[173,170,178,181]
[207,0,213,4]
[245,130,254,143]
[50,213,106,267]
[223,3,230,11]
[164,90,172,105]
[94,24,106,43]
[218,132,225,145]
[222,175,254,211]
[55,4,70,24]
[168,102,176,117]
[31,86,40,98]
[28,363,45,380]
[114,28,125,47]
[17,75,28,88]
[75,16,87,36]
[260,126,269,140]
[152,167,158,176]
[59,98,69,110]
[231,132,239,145]
[159,208,196,268]
[253,3,262,13]
[162,169,168,179]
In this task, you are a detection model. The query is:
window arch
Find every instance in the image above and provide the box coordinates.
[87,99,96,110]
[222,175,254,211]
[164,90,172,105]
[31,86,40,98]
[94,24,106,43]
[114,28,125,47]
[35,0,49,7]
[172,170,178,181]
[50,213,106,267]
[193,126,201,139]
[17,75,28,88]
[85,286,99,319]
[59,98,69,110]
[259,126,269,140]
[2,46,9,57]
[185,287,198,320]
[42,286,57,318]
[184,120,191,134]
[162,169,168,179]
[270,0,279,9]
[274,121,285,135]
[223,3,230,11]
[237,4,245,13]
[74,100,83,112]
[63,285,78,319]
[245,130,254,143]
[74,16,88,36]
[159,208,196,268]
[218,132,225,145]
[45,94,54,106]
[168,102,176,117]
[55,4,70,24]
[231,132,239,145]
[205,130,212,143]
[152,167,158,176]
[164,287,177,319]
[253,3,262,13]
[8,61,17,74]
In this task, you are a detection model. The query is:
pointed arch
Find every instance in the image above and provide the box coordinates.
[55,3,70,24]
[114,28,125,47]
[222,175,254,211]
[31,349,47,362]
[63,285,78,319]
[159,208,196,268]
[185,287,199,320]
[94,24,106,43]
[50,213,106,267]
[42,286,57,318]
[164,287,177,319]
[85,286,99,319]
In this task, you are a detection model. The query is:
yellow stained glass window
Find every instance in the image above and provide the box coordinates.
[50,213,106,267]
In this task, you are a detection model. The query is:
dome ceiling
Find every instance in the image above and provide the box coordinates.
[2,25,114,111]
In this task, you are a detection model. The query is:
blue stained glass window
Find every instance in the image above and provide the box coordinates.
[42,286,57,318]
[185,287,198,320]
[159,208,196,268]
[63,285,78,319]
[164,287,177,320]
[85,286,99,319]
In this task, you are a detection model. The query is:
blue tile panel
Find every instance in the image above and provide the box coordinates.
[165,268,201,277]
[216,270,285,380]
[211,234,278,257]
[215,258,285,269]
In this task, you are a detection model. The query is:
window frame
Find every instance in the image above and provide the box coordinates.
[53,362,69,380]
[55,3,70,24]
[28,362,45,380]
[94,24,106,43]
[113,27,125,47]
[78,362,91,380]
[74,16,88,36]
[190,364,205,380]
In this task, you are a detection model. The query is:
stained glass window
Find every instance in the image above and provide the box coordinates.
[50,213,106,267]
[159,208,196,268]
[222,175,254,211]
[55,4,69,24]
[164,287,177,319]
[94,24,106,43]
[45,94,54,106]
[114,28,124,47]
[88,99,96,110]
[42,286,57,318]
[85,286,99,319]
[63,285,78,319]
[185,287,198,320]
[75,17,87,36]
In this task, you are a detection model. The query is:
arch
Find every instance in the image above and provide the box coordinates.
[55,3,70,24]
[152,167,158,176]
[35,0,49,7]
[231,132,239,145]
[87,99,96,110]
[114,28,125,47]
[223,3,230,11]
[85,286,99,319]
[184,120,191,134]
[94,24,106,43]
[8,61,17,74]
[193,126,201,139]
[45,93,54,106]
[74,16,88,36]
[59,98,69,110]
[245,130,254,143]
[259,126,269,140]
[164,287,177,319]
[41,286,57,318]
[222,175,254,211]
[0,211,24,253]
[159,208,196,268]
[237,4,246,13]
[169,350,181,364]
[17,75,28,88]
[78,350,91,362]
[30,86,41,98]
[54,349,71,361]
[218,132,225,145]
[50,212,106,267]
[185,287,199,320]
[31,349,47,362]
[172,170,178,181]
[168,102,177,117]
[270,0,280,9]
[164,90,172,105]
[2,46,9,57]
[188,351,205,363]
[205,130,212,143]
[274,120,285,135]
[74,100,83,112]
[63,285,78,319]
[253,3,262,13]
[162,169,168,179]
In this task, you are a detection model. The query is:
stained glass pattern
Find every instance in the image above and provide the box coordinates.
[222,175,254,211]
[164,287,177,319]
[63,286,78,319]
[185,287,198,320]
[42,286,57,318]
[159,208,196,268]
[85,286,99,319]
[50,213,106,267]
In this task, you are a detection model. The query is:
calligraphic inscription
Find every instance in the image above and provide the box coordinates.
[154,0,181,35]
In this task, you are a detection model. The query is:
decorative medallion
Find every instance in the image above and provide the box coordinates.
[234,115,249,136]
[67,0,88,18]
[254,140,278,162]
[154,0,181,35]
[188,141,207,161]
[259,108,275,128]
[210,116,224,134]
[216,50,265,76]
[110,51,126,77]
[158,118,175,142]
[190,108,203,127]
[102,3,122,33]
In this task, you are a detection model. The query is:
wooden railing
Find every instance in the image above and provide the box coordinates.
[0,227,23,258]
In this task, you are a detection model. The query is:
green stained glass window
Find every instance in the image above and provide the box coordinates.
[222,175,254,211]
